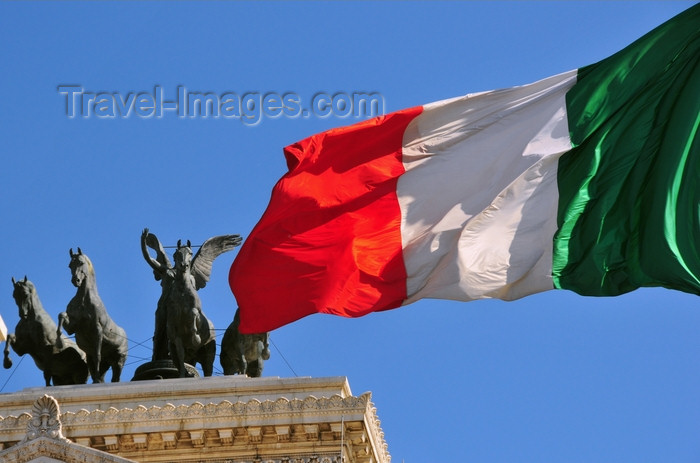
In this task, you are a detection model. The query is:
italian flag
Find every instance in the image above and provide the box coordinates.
[231,5,699,334]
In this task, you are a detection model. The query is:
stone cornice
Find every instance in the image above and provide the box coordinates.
[0,376,353,415]
[363,398,390,463]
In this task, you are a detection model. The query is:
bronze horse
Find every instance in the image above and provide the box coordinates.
[56,248,128,383]
[220,308,270,377]
[4,277,88,386]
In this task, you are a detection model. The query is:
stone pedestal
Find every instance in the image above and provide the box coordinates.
[131,360,200,381]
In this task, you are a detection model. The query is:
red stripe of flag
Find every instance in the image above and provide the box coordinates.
[230,106,424,333]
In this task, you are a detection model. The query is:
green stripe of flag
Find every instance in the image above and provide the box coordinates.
[553,4,700,296]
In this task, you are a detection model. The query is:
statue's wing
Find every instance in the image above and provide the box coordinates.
[146,231,172,269]
[191,234,242,290]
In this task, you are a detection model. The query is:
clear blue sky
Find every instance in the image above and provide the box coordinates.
[1,2,698,462]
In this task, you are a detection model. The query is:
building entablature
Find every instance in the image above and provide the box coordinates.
[0,376,390,463]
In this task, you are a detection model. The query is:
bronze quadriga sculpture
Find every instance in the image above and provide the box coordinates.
[141,229,241,378]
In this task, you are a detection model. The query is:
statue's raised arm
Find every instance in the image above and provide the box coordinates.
[141,228,172,277]
[191,234,242,290]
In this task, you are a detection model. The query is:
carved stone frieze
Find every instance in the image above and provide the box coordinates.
[15,393,368,431]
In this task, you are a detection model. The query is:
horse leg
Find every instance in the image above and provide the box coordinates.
[246,341,264,377]
[86,354,100,383]
[236,339,247,376]
[200,341,216,377]
[190,315,201,346]
[97,356,109,383]
[261,334,271,361]
[103,361,115,382]
[43,369,52,387]
[92,325,104,383]
[74,358,89,384]
[171,338,189,378]
[3,335,14,369]
[111,352,126,383]
[55,313,67,350]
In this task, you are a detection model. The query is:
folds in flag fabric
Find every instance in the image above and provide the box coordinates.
[231,5,700,333]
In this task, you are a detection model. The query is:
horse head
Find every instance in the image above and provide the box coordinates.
[69,248,94,288]
[174,240,193,275]
[12,276,36,320]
